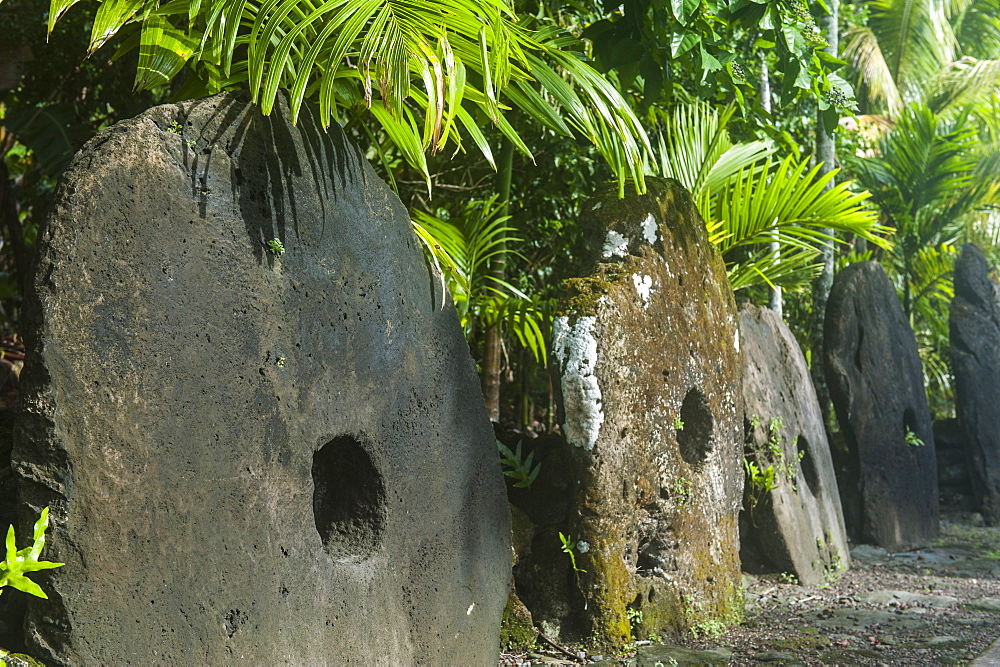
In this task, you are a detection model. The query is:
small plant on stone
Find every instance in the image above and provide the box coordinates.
[266,238,285,255]
[673,476,694,505]
[690,619,726,639]
[743,457,778,518]
[497,440,541,488]
[904,425,925,447]
[745,458,778,495]
[559,532,587,573]
[0,507,64,600]
[627,607,643,628]
[166,121,196,146]
[275,355,286,368]
[745,414,803,501]
[673,416,684,430]
[777,571,798,585]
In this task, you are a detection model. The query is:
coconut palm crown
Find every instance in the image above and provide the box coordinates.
[843,0,1000,116]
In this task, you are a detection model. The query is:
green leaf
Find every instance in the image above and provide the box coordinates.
[670,0,700,24]
[0,507,64,600]
[2,103,87,174]
[47,0,85,34]
[700,44,723,72]
[671,31,701,58]
[136,15,200,90]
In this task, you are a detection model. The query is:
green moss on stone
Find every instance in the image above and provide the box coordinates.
[584,536,635,649]
[500,589,537,651]
[559,268,629,319]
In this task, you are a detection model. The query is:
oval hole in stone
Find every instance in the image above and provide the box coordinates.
[677,388,713,469]
[312,435,386,560]
[797,435,821,495]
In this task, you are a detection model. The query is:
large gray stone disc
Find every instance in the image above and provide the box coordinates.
[738,303,850,585]
[950,243,1000,524]
[551,178,743,645]
[824,261,938,550]
[11,93,509,664]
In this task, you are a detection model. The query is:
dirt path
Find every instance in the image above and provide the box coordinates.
[506,513,1000,665]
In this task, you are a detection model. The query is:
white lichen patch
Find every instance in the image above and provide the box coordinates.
[641,213,659,245]
[553,316,604,451]
[602,230,629,259]
[632,273,654,306]
[592,201,602,211]
[734,329,740,352]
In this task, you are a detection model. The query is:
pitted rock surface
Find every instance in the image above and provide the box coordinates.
[547,178,743,645]
[824,261,938,550]
[738,304,850,585]
[950,244,1000,525]
[11,92,509,664]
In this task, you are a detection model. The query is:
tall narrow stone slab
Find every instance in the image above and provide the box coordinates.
[738,304,850,585]
[824,262,938,550]
[549,179,743,646]
[950,244,1000,524]
[11,93,509,664]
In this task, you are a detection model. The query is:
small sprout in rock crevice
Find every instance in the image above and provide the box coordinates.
[904,426,925,447]
[266,238,285,256]
[559,532,587,573]
[673,416,685,430]
[275,356,286,367]
[673,476,694,505]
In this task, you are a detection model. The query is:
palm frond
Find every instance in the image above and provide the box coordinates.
[478,295,551,364]
[411,196,530,333]
[49,0,652,196]
[652,101,772,217]
[712,156,891,290]
[843,25,904,114]
[929,56,1000,113]
[907,242,957,308]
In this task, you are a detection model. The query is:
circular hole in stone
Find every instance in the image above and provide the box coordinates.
[312,435,386,560]
[797,435,821,495]
[676,388,713,469]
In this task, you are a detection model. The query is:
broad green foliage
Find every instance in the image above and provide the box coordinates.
[0,507,64,600]
[582,0,856,126]
[412,196,549,363]
[655,101,891,291]
[46,0,652,195]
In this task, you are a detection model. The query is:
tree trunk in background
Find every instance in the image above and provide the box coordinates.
[481,141,514,422]
[0,160,29,296]
[758,49,782,317]
[811,0,839,428]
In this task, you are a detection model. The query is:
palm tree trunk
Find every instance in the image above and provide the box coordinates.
[811,0,839,428]
[481,140,514,422]
[758,49,782,316]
